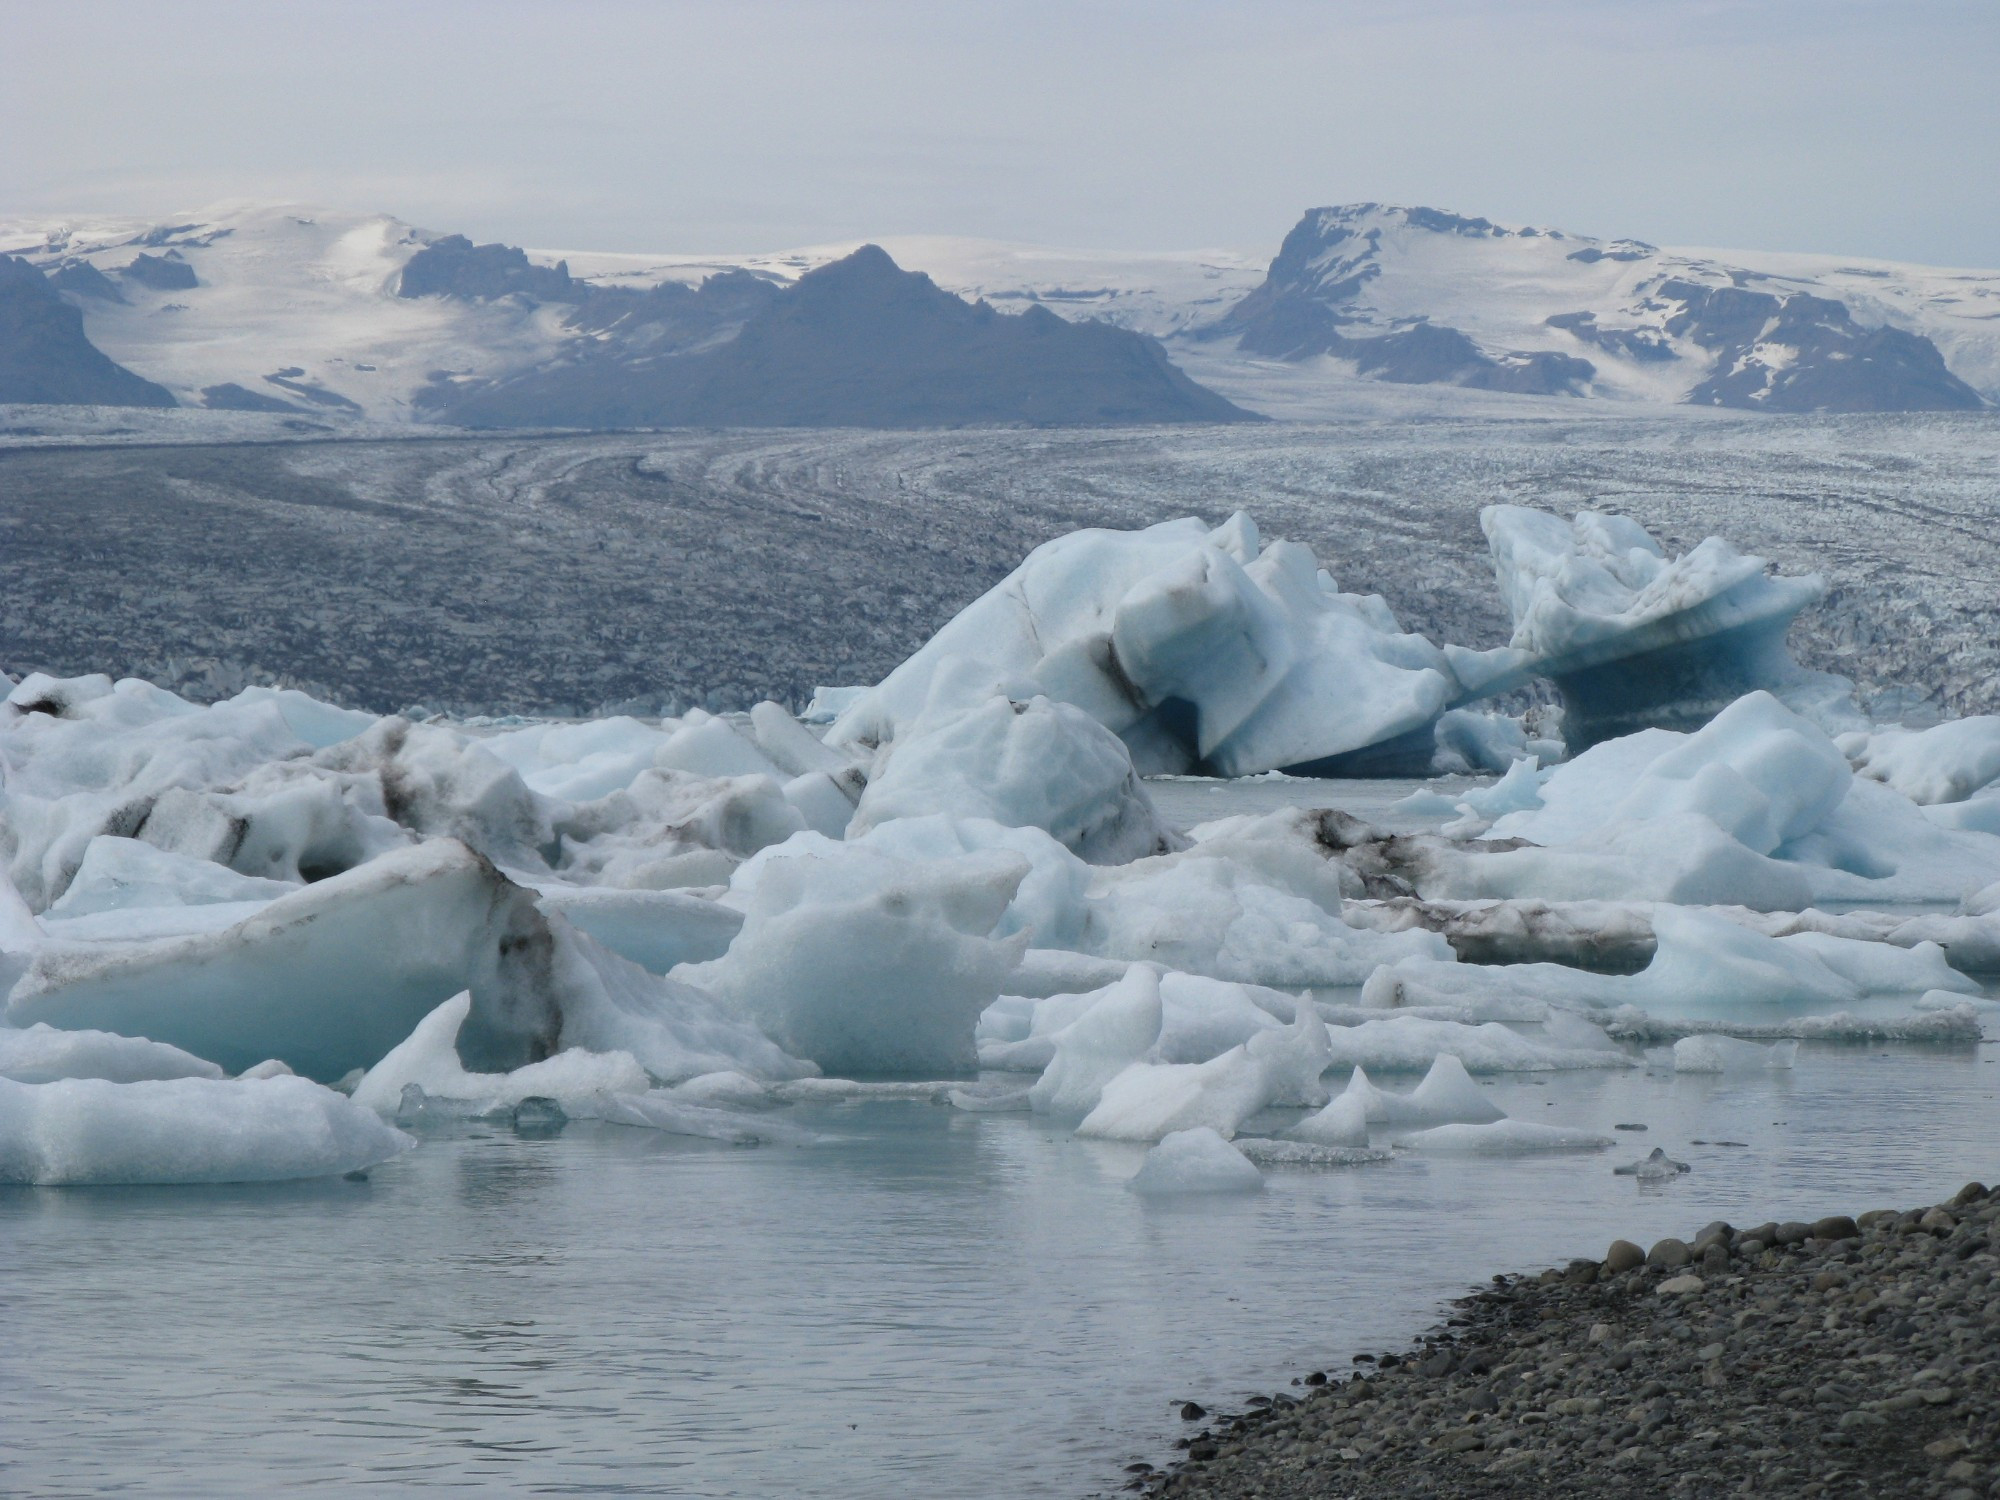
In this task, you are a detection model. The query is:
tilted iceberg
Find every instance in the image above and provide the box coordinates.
[829,513,1508,777]
[1476,506,1842,748]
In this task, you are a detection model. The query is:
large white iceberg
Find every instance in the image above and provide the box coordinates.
[0,1074,413,1185]
[830,514,1498,777]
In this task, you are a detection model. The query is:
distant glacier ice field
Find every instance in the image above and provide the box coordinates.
[1,412,1995,723]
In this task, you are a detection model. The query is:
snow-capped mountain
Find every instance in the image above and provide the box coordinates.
[1195,204,1994,413]
[1,200,1994,424]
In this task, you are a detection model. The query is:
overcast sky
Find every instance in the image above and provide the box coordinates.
[4,0,1996,266]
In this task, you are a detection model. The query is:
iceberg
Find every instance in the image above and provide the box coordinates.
[0,1074,413,1185]
[1127,1128,1264,1195]
[351,993,650,1117]
[681,838,1028,1075]
[1477,506,1839,748]
[849,693,1177,864]
[1400,1119,1615,1155]
[1843,717,2000,806]
[829,513,1486,777]
[9,839,564,1080]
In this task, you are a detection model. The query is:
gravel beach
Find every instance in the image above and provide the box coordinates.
[1138,1181,2000,1499]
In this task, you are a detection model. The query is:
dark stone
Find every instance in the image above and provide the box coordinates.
[397,235,581,303]
[1663,280,1985,413]
[1180,1402,1206,1421]
[119,251,199,290]
[0,256,176,408]
[48,260,125,302]
[1813,1215,1861,1242]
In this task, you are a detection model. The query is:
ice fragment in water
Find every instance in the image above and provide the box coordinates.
[1128,1127,1264,1195]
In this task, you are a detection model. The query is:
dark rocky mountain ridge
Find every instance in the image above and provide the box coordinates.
[419,244,1256,428]
[0,256,177,408]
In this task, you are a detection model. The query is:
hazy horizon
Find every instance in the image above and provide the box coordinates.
[4,0,1996,268]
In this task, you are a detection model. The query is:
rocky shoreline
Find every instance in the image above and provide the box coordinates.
[1135,1181,2000,1499]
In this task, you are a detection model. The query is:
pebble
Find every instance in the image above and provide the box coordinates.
[1138,1180,2000,1500]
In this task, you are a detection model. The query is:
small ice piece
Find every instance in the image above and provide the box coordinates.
[1029,966,1164,1120]
[1672,1035,1800,1073]
[236,1059,294,1081]
[1403,1053,1508,1124]
[1128,1127,1264,1195]
[0,1074,414,1185]
[655,710,786,781]
[351,992,649,1117]
[802,686,866,725]
[1400,1120,1615,1154]
[0,1022,224,1084]
[1076,1047,1273,1142]
[1286,1087,1369,1147]
[683,840,1029,1076]
[1453,757,1549,825]
[1234,1137,1391,1167]
[1614,1146,1691,1178]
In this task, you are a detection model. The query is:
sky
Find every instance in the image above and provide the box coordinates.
[4,0,1997,267]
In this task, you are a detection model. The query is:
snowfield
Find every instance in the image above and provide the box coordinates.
[4,201,1996,421]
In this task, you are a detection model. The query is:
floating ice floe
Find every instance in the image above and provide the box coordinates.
[1233,1137,1392,1168]
[1399,1120,1615,1155]
[1476,506,1843,748]
[1074,995,1332,1141]
[1614,1147,1690,1179]
[1360,904,1978,1028]
[1127,1127,1264,1195]
[0,1074,413,1185]
[1305,1056,1509,1132]
[1672,1035,1799,1073]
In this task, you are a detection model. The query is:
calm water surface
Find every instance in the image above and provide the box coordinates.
[4,779,1996,1498]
